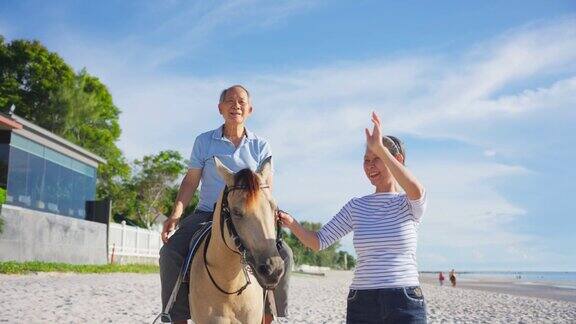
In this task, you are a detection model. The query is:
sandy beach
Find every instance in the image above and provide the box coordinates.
[1,270,575,323]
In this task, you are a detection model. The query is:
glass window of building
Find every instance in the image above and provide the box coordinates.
[5,134,97,219]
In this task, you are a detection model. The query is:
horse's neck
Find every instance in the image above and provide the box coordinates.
[207,199,244,282]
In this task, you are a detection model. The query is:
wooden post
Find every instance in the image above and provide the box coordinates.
[110,243,116,264]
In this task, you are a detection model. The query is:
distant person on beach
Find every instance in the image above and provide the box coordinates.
[439,272,445,286]
[449,269,456,287]
[159,85,293,324]
[278,112,427,324]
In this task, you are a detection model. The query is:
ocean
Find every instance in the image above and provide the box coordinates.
[432,271,576,289]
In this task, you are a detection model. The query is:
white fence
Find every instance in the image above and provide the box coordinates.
[295,264,331,274]
[108,221,163,262]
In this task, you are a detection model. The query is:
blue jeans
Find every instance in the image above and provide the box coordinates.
[346,287,427,324]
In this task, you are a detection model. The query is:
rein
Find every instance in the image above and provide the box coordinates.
[203,232,251,295]
[203,184,280,296]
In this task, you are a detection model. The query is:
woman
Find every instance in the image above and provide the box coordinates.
[439,272,445,286]
[159,85,292,324]
[449,269,456,287]
[278,112,427,323]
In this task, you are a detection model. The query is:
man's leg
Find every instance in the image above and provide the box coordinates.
[159,248,189,324]
[159,211,213,323]
[264,241,294,323]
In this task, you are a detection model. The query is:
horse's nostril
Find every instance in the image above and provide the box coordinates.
[258,264,273,276]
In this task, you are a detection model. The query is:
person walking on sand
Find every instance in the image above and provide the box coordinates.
[278,112,427,324]
[159,85,293,324]
[449,269,457,287]
[438,272,445,286]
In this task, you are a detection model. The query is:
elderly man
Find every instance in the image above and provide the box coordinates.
[159,85,292,324]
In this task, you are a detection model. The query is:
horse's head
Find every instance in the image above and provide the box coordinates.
[215,156,284,289]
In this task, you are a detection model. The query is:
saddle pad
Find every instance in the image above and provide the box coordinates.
[182,221,213,283]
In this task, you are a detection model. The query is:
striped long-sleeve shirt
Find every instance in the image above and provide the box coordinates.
[316,192,427,289]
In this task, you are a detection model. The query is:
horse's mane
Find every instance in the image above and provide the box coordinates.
[233,169,260,208]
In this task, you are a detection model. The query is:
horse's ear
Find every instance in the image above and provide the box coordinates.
[214,157,235,186]
[256,156,273,183]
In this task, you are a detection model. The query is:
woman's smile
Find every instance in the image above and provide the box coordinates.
[368,171,381,181]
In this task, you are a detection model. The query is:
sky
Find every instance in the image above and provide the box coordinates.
[1,0,575,271]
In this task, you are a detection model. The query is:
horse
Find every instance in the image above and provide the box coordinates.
[188,156,285,324]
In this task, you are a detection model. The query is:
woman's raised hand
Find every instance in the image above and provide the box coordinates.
[365,111,385,154]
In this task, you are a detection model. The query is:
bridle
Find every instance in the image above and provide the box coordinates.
[203,184,281,295]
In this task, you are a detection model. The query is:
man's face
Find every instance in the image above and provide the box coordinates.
[218,87,253,125]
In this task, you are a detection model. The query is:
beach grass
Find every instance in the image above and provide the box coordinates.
[0,261,159,274]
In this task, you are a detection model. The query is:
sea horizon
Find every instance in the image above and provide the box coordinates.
[420,270,576,289]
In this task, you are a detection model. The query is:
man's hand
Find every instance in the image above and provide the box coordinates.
[161,217,180,244]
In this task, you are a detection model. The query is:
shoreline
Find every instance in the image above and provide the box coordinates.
[2,270,575,323]
[419,273,576,303]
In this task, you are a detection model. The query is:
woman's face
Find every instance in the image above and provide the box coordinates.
[218,87,253,125]
[363,149,393,186]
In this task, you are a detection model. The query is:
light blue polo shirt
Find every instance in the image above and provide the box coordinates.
[189,125,273,212]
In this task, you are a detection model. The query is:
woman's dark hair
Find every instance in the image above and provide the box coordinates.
[382,135,406,162]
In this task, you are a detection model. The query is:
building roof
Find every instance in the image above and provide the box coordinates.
[0,114,23,131]
[0,112,107,166]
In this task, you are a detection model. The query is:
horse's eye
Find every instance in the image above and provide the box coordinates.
[232,208,243,218]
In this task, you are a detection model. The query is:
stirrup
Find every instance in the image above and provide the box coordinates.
[160,313,171,323]
[151,312,171,324]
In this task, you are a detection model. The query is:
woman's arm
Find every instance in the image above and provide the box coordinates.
[365,112,425,200]
[277,211,320,252]
[161,168,202,243]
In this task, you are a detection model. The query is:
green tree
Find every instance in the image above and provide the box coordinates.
[335,250,356,270]
[283,221,355,269]
[162,185,199,220]
[0,36,74,131]
[128,150,188,228]
[346,252,356,269]
[54,70,130,205]
[0,37,130,211]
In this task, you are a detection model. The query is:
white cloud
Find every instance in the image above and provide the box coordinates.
[25,11,576,269]
[59,1,321,72]
[483,150,496,157]
[416,161,530,247]
[50,12,575,160]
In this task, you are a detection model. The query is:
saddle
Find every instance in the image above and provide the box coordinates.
[182,221,213,283]
[160,221,212,323]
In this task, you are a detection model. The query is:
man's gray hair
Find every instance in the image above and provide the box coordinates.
[219,85,251,103]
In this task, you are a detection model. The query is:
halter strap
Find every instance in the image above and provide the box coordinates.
[219,185,272,255]
[203,232,251,295]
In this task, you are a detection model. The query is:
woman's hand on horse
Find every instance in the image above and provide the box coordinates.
[161,217,180,243]
[365,111,386,154]
[277,210,295,229]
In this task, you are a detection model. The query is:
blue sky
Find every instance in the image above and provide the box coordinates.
[1,1,575,271]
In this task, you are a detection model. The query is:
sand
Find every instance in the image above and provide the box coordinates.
[1,271,575,323]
